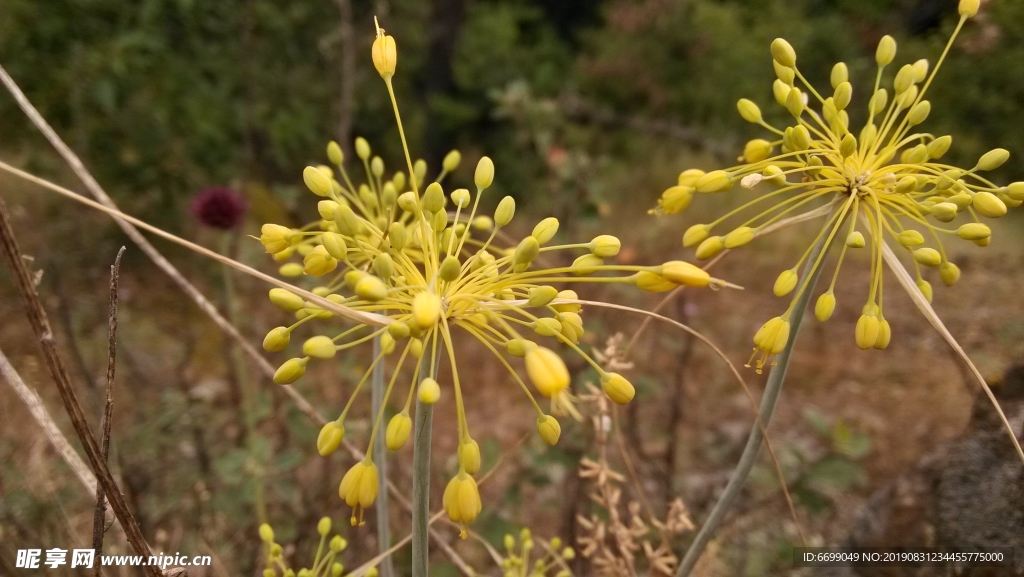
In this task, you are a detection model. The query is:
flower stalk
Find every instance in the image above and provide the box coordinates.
[371,335,394,577]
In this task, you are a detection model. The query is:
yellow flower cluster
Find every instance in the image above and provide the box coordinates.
[654,0,1015,371]
[259,22,728,533]
[499,529,574,577]
[258,518,377,577]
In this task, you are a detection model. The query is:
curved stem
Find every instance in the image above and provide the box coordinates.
[371,336,395,577]
[675,213,834,577]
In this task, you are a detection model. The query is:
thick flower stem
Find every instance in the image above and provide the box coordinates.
[411,353,437,577]
[675,220,832,577]
[371,336,395,577]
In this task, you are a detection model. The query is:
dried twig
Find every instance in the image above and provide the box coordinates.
[0,196,161,577]
[92,246,124,575]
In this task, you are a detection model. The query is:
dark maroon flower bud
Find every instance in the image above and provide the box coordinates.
[191,187,248,229]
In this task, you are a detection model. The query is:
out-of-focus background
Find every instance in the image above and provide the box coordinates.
[2,0,1024,575]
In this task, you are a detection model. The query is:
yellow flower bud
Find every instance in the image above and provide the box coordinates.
[417,378,440,405]
[773,79,791,106]
[682,224,710,248]
[439,255,462,282]
[303,335,336,359]
[930,202,958,222]
[513,236,540,271]
[601,372,635,405]
[397,191,417,213]
[317,517,332,537]
[317,421,345,456]
[869,88,888,115]
[355,275,388,301]
[571,254,604,275]
[737,98,762,123]
[273,357,307,384]
[770,38,796,67]
[260,224,293,254]
[450,188,471,209]
[413,291,442,329]
[939,261,961,286]
[928,135,952,159]
[269,288,305,311]
[830,62,848,89]
[259,523,275,543]
[973,191,1007,218]
[918,279,933,302]
[907,100,931,125]
[695,170,731,193]
[723,226,754,249]
[957,222,991,240]
[977,148,1010,171]
[695,236,725,260]
[525,347,569,398]
[442,473,481,528]
[633,271,675,292]
[912,247,942,267]
[326,140,344,165]
[743,139,773,163]
[386,414,412,451]
[371,30,397,77]
[791,126,811,151]
[318,200,339,221]
[458,439,481,474]
[839,133,857,158]
[773,269,798,297]
[959,0,980,17]
[552,290,581,313]
[855,313,880,350]
[846,231,866,248]
[874,318,892,350]
[815,292,836,322]
[330,535,346,552]
[409,338,424,359]
[319,232,348,260]
[506,338,537,358]
[338,461,378,520]
[590,235,621,258]
[528,286,558,307]
[677,168,704,187]
[898,230,925,247]
[661,261,711,287]
[876,35,897,66]
[532,217,560,244]
[442,149,461,173]
[785,86,804,117]
[471,215,493,231]
[895,176,918,195]
[833,81,853,111]
[421,182,445,213]
[474,156,495,189]
[303,245,338,277]
[303,166,334,197]
[494,196,515,226]
[533,317,562,337]
[536,415,561,445]
[263,327,291,352]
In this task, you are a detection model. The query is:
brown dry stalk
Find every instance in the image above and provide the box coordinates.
[0,196,162,577]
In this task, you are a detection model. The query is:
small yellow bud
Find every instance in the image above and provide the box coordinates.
[536,415,561,445]
[773,269,798,297]
[918,279,933,302]
[450,188,471,208]
[839,133,857,158]
[695,236,725,260]
[682,224,710,247]
[898,230,925,247]
[532,217,560,244]
[601,372,635,405]
[385,413,412,451]
[260,224,293,254]
[939,261,961,286]
[928,135,952,159]
[723,226,754,249]
[442,149,461,173]
[439,255,462,282]
[869,88,889,115]
[957,222,991,240]
[327,141,344,165]
[907,100,931,125]
[661,261,711,287]
[785,86,804,117]
[525,347,569,398]
[876,35,897,66]
[571,254,604,275]
[370,156,384,178]
[815,292,836,322]
[973,191,1007,218]
[895,176,918,195]
[355,275,388,301]
[791,126,811,151]
[397,191,417,213]
[533,317,562,337]
[773,79,791,106]
[442,473,481,527]
[318,200,339,221]
[417,378,441,405]
[770,38,796,67]
[409,338,424,359]
[855,314,880,350]
[506,338,537,358]
[413,291,442,329]
[259,523,275,543]
[263,327,291,352]
[959,0,980,17]
[317,421,345,456]
[634,271,675,292]
[695,170,731,193]
[303,336,336,359]
[471,215,493,230]
[912,247,942,267]
[930,202,958,222]
[320,232,348,260]
[977,148,1010,171]
[874,318,892,350]
[495,196,516,227]
[458,439,481,474]
[528,286,558,307]
[273,358,307,384]
[318,517,332,536]
[474,156,495,189]
[421,182,445,213]
[330,535,346,552]
[303,166,334,197]
[590,235,621,257]
[743,139,773,163]
[371,30,397,77]
[833,81,853,111]
[269,288,305,311]
[737,99,762,123]
[830,62,848,89]
[304,245,338,277]
[846,231,865,248]
[677,168,705,187]
[513,236,541,271]
[553,290,581,313]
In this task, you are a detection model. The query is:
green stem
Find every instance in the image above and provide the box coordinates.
[675,214,834,577]
[411,353,437,577]
[371,335,394,577]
